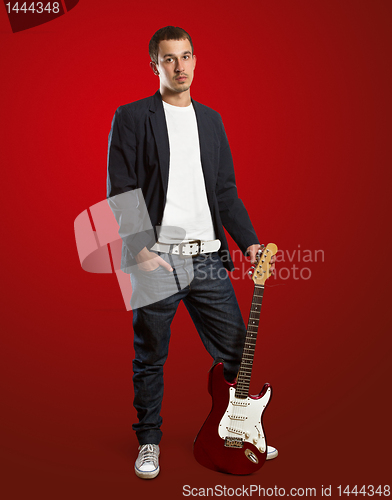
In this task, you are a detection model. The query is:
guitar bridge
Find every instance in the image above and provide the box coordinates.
[224,437,244,449]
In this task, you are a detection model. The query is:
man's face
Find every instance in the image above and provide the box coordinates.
[151,38,196,95]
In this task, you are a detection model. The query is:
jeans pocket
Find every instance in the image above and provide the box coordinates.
[137,265,162,275]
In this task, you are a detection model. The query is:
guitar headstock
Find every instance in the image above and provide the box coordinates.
[250,243,278,286]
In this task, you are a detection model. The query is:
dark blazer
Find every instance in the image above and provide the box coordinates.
[107,90,258,272]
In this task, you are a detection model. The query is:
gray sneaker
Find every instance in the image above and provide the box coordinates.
[266,445,278,460]
[134,444,160,479]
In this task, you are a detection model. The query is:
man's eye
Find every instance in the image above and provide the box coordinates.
[183,55,189,60]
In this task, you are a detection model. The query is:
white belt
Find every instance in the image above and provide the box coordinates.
[151,239,221,257]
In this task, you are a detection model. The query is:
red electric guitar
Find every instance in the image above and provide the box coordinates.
[193,243,277,475]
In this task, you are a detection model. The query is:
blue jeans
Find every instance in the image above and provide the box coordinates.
[130,252,246,445]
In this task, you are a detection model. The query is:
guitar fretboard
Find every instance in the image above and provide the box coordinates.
[235,285,264,399]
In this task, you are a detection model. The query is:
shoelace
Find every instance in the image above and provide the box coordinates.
[139,444,158,465]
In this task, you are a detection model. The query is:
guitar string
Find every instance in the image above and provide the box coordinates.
[234,284,264,442]
[227,250,270,444]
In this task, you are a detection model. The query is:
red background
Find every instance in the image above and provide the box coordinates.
[1,0,391,498]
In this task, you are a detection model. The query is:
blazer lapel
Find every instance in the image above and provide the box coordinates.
[149,93,216,209]
[149,91,170,200]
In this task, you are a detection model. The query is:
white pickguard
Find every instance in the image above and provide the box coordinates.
[218,386,271,453]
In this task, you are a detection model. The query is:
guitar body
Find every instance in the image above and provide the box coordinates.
[193,361,272,475]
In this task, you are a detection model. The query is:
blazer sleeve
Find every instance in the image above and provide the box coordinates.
[215,116,259,254]
[107,106,155,259]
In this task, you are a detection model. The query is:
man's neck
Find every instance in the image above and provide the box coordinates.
[160,88,191,107]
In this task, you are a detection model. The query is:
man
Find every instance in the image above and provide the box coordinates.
[107,26,277,479]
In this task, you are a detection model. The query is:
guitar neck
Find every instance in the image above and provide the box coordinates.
[235,284,264,399]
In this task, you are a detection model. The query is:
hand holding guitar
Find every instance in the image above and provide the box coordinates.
[247,243,276,275]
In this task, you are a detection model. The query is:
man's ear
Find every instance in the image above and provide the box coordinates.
[193,54,197,69]
[150,61,159,76]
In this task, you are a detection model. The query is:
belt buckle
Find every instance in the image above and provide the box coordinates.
[178,239,202,258]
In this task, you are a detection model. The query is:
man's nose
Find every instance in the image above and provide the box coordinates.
[175,59,184,72]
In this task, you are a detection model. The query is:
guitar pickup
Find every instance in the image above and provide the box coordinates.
[228,415,246,421]
[230,400,248,407]
[224,437,244,449]
[227,427,244,435]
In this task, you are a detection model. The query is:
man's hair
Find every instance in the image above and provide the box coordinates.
[149,26,194,65]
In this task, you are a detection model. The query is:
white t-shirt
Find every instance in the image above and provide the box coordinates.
[159,101,215,243]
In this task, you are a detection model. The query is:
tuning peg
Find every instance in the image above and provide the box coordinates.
[248,270,253,276]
